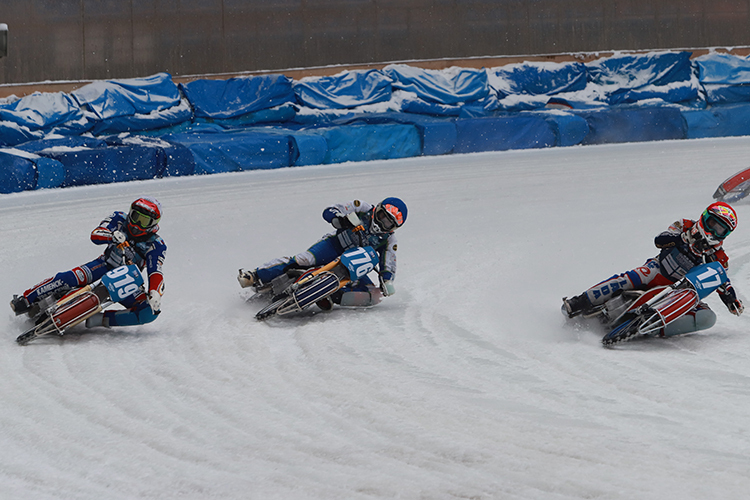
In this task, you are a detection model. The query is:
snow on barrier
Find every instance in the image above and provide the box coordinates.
[2,50,750,193]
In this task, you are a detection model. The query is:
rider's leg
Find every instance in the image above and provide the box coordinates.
[254,235,343,284]
[22,258,109,305]
[564,258,672,317]
[101,297,159,327]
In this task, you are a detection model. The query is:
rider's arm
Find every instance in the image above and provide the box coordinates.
[91,212,126,245]
[654,219,693,249]
[718,280,744,315]
[144,237,167,295]
[708,248,729,269]
[322,200,374,224]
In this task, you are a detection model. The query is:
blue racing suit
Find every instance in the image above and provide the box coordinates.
[255,200,398,295]
[23,211,167,327]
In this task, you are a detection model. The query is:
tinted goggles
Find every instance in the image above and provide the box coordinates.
[703,213,731,239]
[374,204,402,231]
[129,208,158,229]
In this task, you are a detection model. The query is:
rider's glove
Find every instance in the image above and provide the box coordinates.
[720,284,744,316]
[331,216,353,230]
[726,298,744,316]
[379,275,396,297]
[148,289,162,313]
[683,227,711,255]
[111,230,127,244]
[104,242,136,267]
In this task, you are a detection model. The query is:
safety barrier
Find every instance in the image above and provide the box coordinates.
[1,51,750,193]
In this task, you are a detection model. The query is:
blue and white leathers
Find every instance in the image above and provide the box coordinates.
[255,200,398,286]
[22,210,167,327]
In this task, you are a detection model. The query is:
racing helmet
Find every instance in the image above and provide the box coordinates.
[126,197,162,238]
[697,201,737,245]
[372,197,407,233]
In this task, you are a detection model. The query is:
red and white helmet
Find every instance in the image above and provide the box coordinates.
[126,197,162,238]
[698,201,737,245]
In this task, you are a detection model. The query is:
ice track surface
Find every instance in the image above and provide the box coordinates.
[2,137,750,499]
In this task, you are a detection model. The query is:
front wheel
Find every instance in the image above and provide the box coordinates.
[255,296,289,321]
[16,316,60,345]
[602,314,644,346]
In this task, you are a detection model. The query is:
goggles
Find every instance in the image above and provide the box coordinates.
[374,204,403,232]
[703,213,731,240]
[129,208,159,230]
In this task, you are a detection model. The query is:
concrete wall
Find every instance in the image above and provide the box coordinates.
[1,0,750,85]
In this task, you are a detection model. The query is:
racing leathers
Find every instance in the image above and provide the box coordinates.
[19,211,167,326]
[251,200,398,303]
[564,218,743,334]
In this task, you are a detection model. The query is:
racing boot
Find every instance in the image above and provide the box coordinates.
[237,269,258,289]
[10,294,31,315]
[85,312,110,328]
[562,293,593,318]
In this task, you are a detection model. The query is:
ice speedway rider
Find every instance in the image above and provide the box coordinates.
[238,198,407,309]
[10,197,167,328]
[562,202,744,336]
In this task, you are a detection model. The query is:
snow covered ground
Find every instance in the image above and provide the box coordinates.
[2,136,750,499]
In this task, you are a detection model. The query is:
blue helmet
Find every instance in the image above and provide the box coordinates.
[372,197,407,232]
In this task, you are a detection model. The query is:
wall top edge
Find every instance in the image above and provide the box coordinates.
[1,46,749,99]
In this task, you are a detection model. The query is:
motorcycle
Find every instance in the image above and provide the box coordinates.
[574,262,729,347]
[714,166,750,203]
[16,264,145,345]
[254,245,381,321]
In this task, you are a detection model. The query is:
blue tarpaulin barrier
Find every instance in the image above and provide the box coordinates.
[179,75,295,119]
[4,51,750,194]
[0,149,36,193]
[16,136,164,187]
[195,103,297,129]
[72,73,182,120]
[103,135,196,178]
[289,132,329,166]
[307,123,422,164]
[577,107,686,145]
[587,51,693,88]
[695,53,750,104]
[682,103,750,139]
[331,112,457,156]
[294,70,392,109]
[383,64,490,105]
[0,121,43,147]
[89,99,193,136]
[489,62,588,97]
[163,129,295,174]
[587,52,696,105]
[0,92,86,131]
[540,112,590,147]
[454,115,556,153]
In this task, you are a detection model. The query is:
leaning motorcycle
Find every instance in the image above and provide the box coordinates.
[254,245,380,321]
[575,262,729,347]
[16,264,144,346]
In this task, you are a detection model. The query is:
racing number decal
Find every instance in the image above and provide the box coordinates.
[695,267,722,289]
[105,266,141,300]
[346,247,376,278]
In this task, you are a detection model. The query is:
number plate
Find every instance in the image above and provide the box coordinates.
[340,246,379,281]
[684,262,728,300]
[101,265,145,302]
